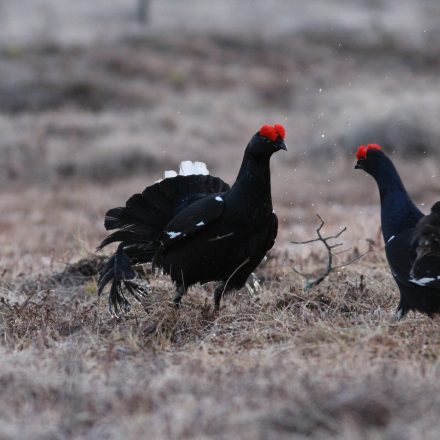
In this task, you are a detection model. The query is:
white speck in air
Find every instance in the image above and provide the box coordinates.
[196,221,205,227]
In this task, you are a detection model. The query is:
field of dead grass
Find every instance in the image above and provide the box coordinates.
[2,164,440,439]
[2,1,440,438]
[3,241,440,439]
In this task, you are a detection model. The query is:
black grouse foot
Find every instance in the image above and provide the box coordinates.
[173,285,186,308]
[395,305,407,321]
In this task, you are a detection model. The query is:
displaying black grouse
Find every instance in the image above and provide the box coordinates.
[98,124,286,316]
[355,144,440,318]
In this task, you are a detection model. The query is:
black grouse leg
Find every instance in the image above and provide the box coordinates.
[173,285,187,308]
[395,303,407,320]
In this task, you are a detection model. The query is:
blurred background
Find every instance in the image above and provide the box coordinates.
[1,0,440,269]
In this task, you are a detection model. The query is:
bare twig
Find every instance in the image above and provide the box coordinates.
[291,214,372,289]
[222,257,251,297]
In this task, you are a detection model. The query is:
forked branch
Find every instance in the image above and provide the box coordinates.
[292,214,371,289]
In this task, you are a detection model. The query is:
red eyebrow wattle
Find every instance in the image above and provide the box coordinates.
[259,124,285,141]
[356,144,382,159]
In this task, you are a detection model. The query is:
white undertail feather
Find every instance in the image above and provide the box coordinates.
[179,161,209,176]
[164,170,178,178]
[163,161,209,179]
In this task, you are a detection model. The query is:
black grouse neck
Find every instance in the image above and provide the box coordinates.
[373,157,423,242]
[232,150,272,204]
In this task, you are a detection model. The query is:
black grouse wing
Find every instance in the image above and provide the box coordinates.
[386,221,440,290]
[385,229,416,287]
[408,201,440,288]
[160,194,225,249]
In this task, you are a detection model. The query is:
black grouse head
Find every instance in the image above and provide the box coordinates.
[354,144,401,183]
[354,144,387,176]
[247,124,287,156]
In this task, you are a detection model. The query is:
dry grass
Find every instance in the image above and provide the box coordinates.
[2,249,440,439]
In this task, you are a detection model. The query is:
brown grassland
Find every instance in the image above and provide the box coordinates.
[2,1,440,438]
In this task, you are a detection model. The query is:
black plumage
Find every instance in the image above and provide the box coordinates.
[97,124,286,316]
[355,144,440,318]
[409,202,440,286]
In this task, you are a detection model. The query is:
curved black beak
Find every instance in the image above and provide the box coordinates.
[355,159,364,170]
[278,139,287,151]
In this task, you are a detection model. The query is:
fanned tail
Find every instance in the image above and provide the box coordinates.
[97,168,229,316]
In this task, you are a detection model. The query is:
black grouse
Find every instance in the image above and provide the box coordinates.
[355,144,440,318]
[97,124,286,316]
